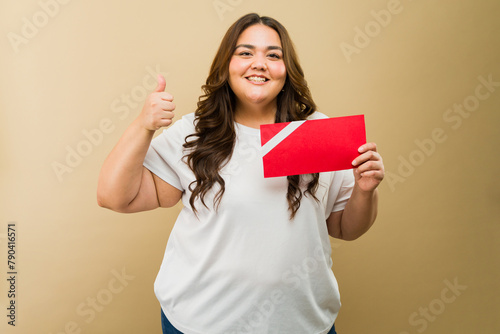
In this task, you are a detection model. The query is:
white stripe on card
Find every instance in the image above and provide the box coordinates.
[261,120,306,157]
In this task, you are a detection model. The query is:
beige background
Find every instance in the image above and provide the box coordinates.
[1,0,499,333]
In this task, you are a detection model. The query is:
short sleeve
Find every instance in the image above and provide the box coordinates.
[328,169,355,213]
[143,115,194,191]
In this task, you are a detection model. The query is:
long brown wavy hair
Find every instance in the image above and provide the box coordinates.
[183,13,319,219]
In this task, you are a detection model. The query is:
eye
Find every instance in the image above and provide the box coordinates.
[268,53,282,60]
[238,51,252,57]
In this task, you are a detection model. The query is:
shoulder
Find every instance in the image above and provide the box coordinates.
[180,112,196,125]
[150,113,196,152]
[175,112,196,131]
[306,111,329,120]
[159,112,196,137]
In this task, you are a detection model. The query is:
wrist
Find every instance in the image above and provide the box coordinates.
[132,117,156,136]
[353,184,378,198]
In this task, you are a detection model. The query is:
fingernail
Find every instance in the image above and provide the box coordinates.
[358,146,364,153]
[352,159,356,166]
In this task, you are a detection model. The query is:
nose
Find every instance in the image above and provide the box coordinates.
[251,58,268,71]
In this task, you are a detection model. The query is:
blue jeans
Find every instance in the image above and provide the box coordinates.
[161,309,337,334]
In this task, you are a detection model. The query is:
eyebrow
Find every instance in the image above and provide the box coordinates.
[234,44,283,52]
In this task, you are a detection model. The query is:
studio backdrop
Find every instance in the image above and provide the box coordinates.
[1,0,499,333]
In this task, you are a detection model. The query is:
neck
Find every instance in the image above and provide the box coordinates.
[234,102,277,129]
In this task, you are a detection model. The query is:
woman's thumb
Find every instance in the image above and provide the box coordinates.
[154,74,166,92]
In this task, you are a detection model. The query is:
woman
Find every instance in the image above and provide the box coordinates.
[98,13,384,334]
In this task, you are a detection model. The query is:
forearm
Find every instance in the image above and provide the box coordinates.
[97,118,155,209]
[338,185,378,240]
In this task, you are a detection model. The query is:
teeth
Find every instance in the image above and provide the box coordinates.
[248,76,266,82]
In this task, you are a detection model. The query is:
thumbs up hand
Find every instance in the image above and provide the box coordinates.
[139,75,176,131]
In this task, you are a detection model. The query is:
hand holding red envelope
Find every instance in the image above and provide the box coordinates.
[260,115,366,178]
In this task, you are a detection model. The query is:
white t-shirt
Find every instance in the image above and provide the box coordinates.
[143,112,354,334]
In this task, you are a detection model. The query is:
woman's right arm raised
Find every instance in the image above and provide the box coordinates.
[97,75,182,213]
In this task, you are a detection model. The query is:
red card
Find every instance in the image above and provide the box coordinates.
[260,115,366,178]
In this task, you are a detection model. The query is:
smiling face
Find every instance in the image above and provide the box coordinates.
[228,24,287,112]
